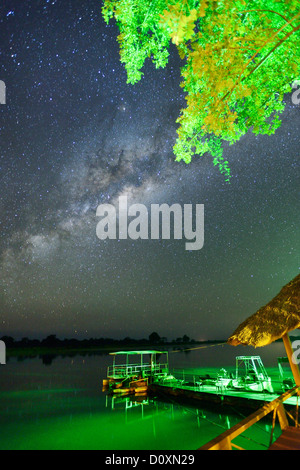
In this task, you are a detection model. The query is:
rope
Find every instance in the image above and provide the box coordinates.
[170,342,227,354]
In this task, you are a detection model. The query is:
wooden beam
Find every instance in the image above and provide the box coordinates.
[199,386,300,450]
[277,403,289,431]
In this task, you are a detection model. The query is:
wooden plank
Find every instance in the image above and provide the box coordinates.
[269,427,300,450]
[150,382,299,409]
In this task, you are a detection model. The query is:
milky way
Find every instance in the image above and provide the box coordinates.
[0,0,299,340]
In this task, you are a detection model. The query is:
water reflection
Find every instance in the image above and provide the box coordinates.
[6,350,108,366]
[5,339,290,367]
[105,394,228,433]
[0,345,289,450]
[102,393,276,450]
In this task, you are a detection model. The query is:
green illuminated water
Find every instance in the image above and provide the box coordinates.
[0,342,291,450]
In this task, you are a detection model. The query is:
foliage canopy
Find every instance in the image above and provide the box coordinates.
[102,0,300,180]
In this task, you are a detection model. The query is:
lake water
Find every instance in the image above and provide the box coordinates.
[0,342,291,450]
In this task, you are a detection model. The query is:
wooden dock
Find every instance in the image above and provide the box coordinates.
[149,381,298,411]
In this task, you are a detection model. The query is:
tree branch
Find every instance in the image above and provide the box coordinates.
[240,9,295,28]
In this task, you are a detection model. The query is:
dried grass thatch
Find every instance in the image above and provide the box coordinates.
[228,274,300,347]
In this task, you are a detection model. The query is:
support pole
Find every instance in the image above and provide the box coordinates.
[282,333,300,387]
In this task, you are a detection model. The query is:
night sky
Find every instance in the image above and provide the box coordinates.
[0,0,299,341]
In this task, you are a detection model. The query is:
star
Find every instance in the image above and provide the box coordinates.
[0,1,298,341]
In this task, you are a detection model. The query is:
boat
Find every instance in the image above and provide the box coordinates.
[103,350,171,396]
[215,368,234,390]
[190,357,274,393]
[278,356,295,391]
[230,356,274,393]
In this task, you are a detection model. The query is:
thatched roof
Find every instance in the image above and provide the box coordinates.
[228,274,300,347]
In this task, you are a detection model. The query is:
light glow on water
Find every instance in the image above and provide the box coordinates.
[0,343,289,450]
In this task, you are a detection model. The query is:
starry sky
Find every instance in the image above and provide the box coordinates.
[0,0,299,341]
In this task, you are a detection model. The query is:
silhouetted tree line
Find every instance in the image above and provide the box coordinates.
[0,332,204,350]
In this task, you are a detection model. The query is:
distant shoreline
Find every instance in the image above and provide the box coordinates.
[3,339,226,358]
[2,335,296,359]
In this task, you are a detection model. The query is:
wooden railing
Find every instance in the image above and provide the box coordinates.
[199,385,300,450]
[107,363,168,378]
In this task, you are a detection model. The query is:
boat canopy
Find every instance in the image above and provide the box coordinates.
[109,350,165,356]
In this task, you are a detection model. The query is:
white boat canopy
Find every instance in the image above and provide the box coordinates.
[109,350,165,356]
